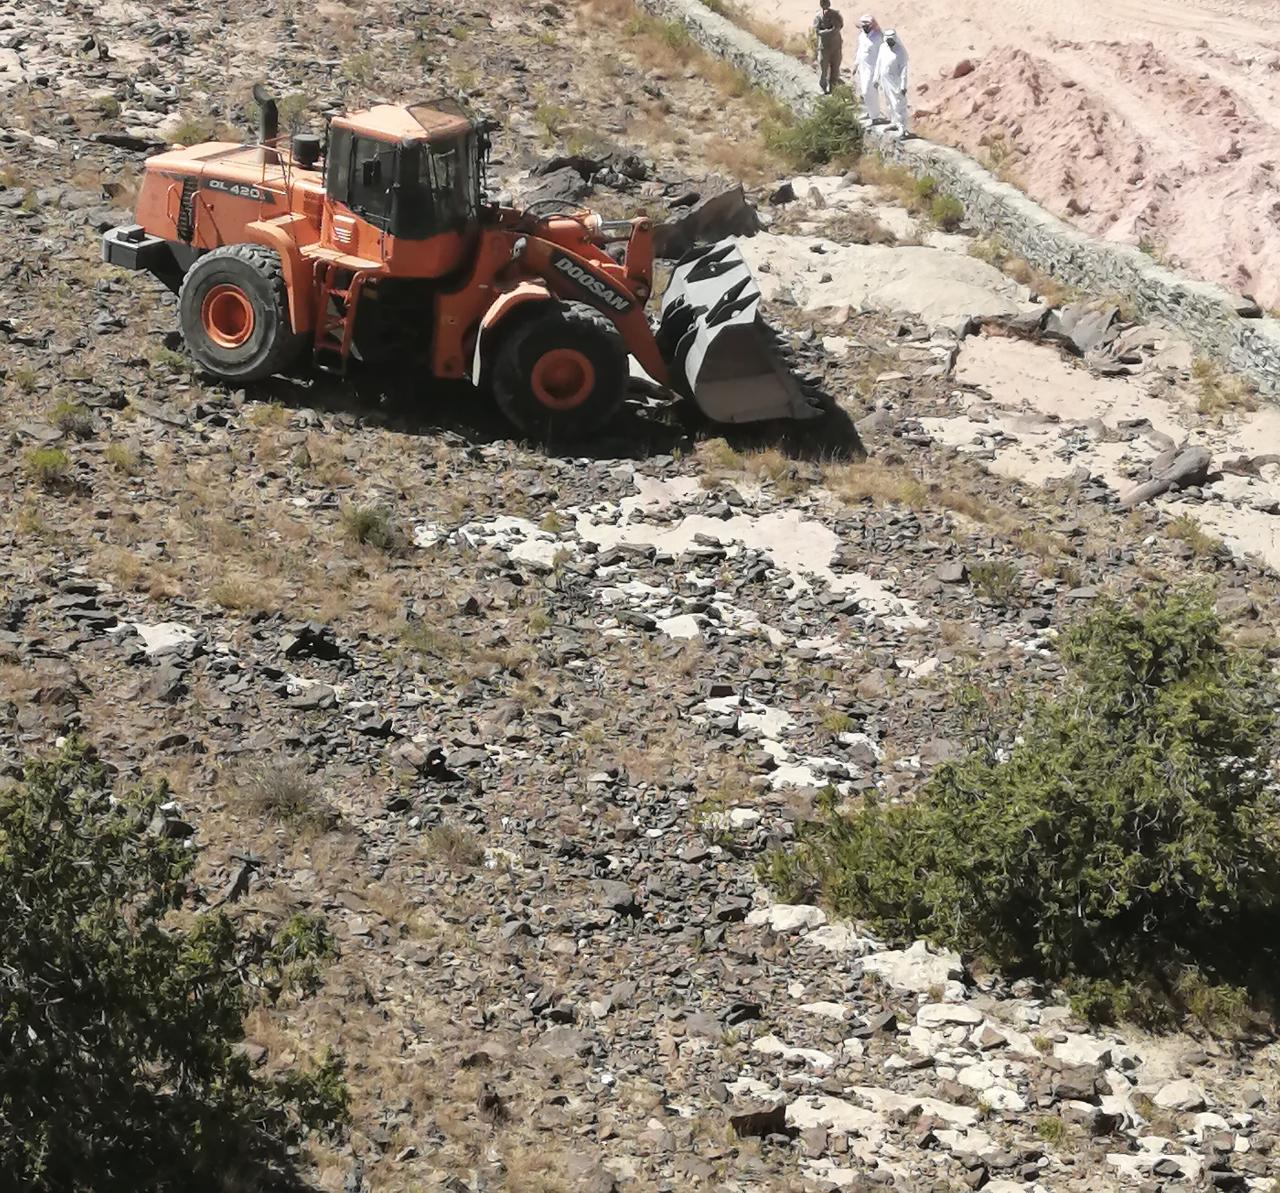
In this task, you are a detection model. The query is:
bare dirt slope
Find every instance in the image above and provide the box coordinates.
[754,0,1280,308]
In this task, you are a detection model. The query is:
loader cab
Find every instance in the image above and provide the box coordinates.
[322,99,486,276]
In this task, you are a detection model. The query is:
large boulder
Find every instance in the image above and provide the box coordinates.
[653,185,762,259]
[531,145,649,189]
[1043,303,1121,356]
[520,166,591,208]
[1117,444,1213,509]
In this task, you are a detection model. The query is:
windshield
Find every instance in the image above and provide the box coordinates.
[393,134,481,239]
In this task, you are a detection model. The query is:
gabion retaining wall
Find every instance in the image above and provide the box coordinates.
[634,0,1280,396]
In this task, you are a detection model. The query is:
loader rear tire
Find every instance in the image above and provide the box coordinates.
[178,244,303,383]
[489,302,626,440]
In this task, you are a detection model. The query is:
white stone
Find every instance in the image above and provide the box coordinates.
[753,1034,836,1071]
[935,1126,995,1154]
[412,522,443,547]
[786,1095,884,1138]
[956,1062,995,1092]
[458,515,562,568]
[1153,1079,1208,1112]
[971,1022,1008,1050]
[801,1159,858,1188]
[1100,1094,1139,1129]
[977,1085,1028,1113]
[957,1063,1028,1111]
[1192,1111,1230,1140]
[999,1027,1044,1060]
[576,492,924,621]
[726,1076,782,1103]
[941,979,969,1003]
[728,807,762,829]
[704,695,795,738]
[656,613,702,639]
[853,1085,979,1128]
[863,940,963,992]
[799,1001,849,1021]
[804,923,875,955]
[131,621,197,655]
[904,1025,941,1056]
[1052,1032,1113,1068]
[917,1002,983,1027]
[737,233,1035,324]
[745,903,827,934]
[1107,1150,1203,1183]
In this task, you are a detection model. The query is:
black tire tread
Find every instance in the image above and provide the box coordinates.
[178,243,303,382]
[490,300,626,439]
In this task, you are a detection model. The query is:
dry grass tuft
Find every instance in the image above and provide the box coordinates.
[823,459,927,508]
[1192,358,1256,420]
[1167,513,1220,558]
[422,823,485,870]
[969,236,1078,308]
[239,760,338,832]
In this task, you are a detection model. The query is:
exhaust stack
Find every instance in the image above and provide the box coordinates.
[253,83,279,163]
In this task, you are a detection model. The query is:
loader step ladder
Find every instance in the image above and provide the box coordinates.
[313,264,368,374]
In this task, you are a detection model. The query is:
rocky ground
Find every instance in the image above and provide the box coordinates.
[1,1,1279,1191]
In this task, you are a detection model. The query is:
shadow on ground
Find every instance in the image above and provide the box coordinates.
[250,368,865,464]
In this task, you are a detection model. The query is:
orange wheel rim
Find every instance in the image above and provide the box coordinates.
[201,284,255,349]
[530,348,595,411]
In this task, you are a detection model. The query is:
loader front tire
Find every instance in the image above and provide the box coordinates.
[489,302,626,440]
[178,244,303,383]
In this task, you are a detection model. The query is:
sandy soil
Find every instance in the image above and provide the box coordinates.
[747,0,1280,308]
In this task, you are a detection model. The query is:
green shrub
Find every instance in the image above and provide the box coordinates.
[105,441,142,475]
[913,174,937,201]
[660,19,694,53]
[968,559,1021,606]
[930,193,964,231]
[763,589,1280,1028]
[264,912,335,996]
[23,447,70,490]
[534,103,571,135]
[340,502,405,553]
[169,115,218,145]
[51,397,95,441]
[1035,1115,1066,1146]
[9,365,38,392]
[0,740,346,1189]
[766,88,863,169]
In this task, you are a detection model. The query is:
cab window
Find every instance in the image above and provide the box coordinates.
[347,137,394,229]
[391,135,481,240]
[326,129,394,231]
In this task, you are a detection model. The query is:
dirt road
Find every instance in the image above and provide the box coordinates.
[750,0,1280,309]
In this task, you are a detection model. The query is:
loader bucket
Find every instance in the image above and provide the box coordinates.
[657,241,824,424]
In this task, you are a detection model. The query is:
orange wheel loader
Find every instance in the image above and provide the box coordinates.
[102,89,821,438]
